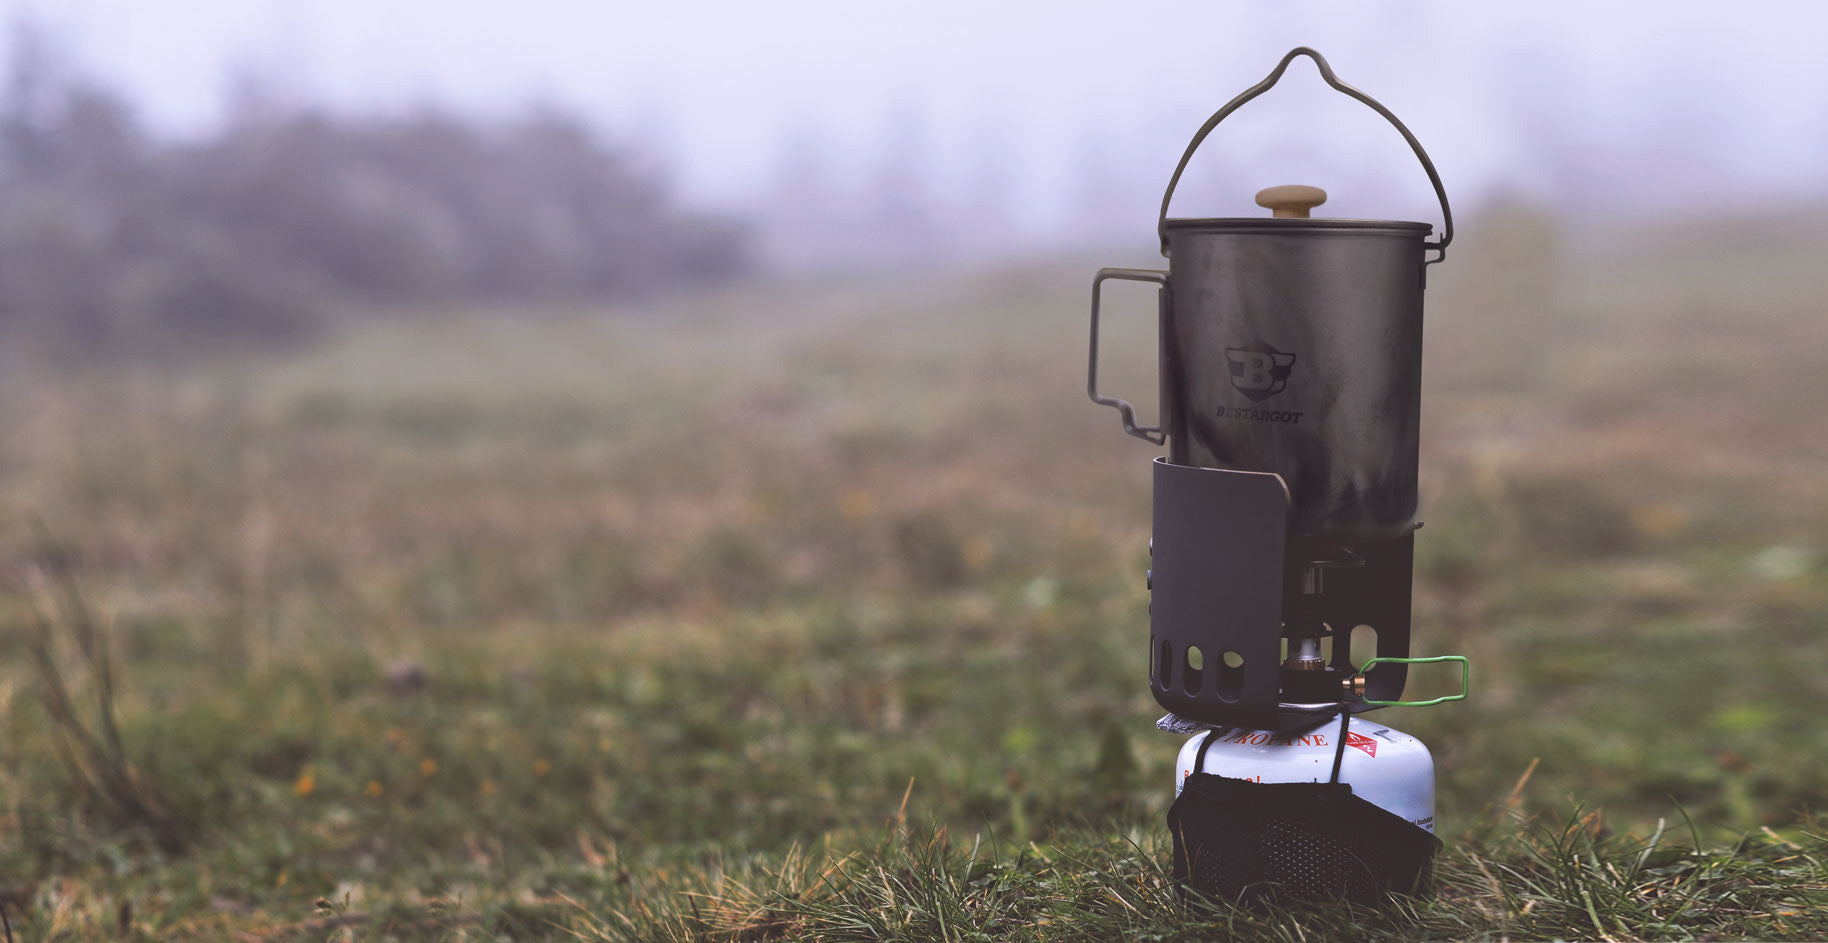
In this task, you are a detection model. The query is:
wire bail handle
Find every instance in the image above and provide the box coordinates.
[1156,47,1454,265]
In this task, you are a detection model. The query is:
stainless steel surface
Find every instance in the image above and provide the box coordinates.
[1165,222,1429,541]
[1154,46,1452,267]
[1088,267,1170,444]
[1289,638,1325,665]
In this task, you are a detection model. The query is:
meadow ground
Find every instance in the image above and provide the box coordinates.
[1,208,1827,939]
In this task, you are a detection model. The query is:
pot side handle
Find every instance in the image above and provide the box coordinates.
[1089,267,1169,445]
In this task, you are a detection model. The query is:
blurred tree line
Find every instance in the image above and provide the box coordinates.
[0,24,749,354]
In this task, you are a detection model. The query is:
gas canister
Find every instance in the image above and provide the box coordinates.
[1173,717,1435,833]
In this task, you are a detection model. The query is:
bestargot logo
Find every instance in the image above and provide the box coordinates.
[1225,341,1296,402]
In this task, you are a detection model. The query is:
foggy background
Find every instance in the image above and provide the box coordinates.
[0,0,1823,337]
[5,2,1828,935]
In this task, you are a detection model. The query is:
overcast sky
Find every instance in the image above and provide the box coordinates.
[6,0,1825,246]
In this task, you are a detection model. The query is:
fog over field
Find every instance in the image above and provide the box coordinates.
[7,0,1827,269]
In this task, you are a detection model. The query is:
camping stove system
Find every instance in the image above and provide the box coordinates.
[1086,47,1469,905]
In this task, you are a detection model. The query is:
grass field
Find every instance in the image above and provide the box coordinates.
[2,207,1827,939]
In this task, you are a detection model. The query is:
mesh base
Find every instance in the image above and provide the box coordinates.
[1169,774,1440,907]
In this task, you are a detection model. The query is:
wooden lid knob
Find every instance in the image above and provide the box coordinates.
[1255,185,1328,219]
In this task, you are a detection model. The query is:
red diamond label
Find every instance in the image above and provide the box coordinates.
[1345,732,1378,758]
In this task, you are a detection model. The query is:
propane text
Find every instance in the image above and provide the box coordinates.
[1216,730,1328,747]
